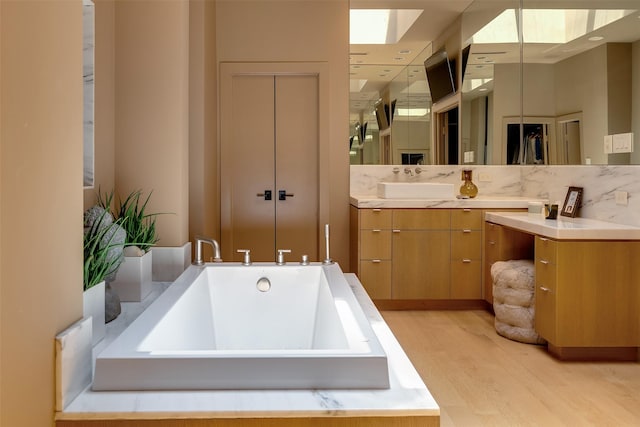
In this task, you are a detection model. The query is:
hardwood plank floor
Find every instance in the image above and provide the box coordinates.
[382,310,640,426]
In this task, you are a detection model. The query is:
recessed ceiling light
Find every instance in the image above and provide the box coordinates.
[588,36,604,41]
[479,88,488,92]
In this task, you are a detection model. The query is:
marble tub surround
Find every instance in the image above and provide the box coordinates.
[57,274,438,422]
[56,283,172,412]
[486,211,640,240]
[351,165,640,227]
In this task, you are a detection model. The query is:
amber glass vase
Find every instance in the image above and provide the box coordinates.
[459,169,478,198]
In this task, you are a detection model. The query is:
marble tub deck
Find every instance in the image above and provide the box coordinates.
[57,274,439,423]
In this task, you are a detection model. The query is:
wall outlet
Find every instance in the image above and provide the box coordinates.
[615,191,628,206]
[478,172,492,182]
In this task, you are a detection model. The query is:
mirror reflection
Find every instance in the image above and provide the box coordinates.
[349,0,640,165]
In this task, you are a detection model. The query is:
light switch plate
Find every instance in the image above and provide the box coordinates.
[615,191,628,206]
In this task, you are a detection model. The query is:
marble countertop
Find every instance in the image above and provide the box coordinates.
[57,274,439,421]
[351,194,545,209]
[486,211,640,240]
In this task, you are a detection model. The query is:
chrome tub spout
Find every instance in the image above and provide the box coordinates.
[193,235,222,265]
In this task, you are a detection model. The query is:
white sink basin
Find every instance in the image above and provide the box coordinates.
[377,182,455,199]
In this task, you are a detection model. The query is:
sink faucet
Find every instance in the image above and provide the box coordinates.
[404,167,413,177]
[193,235,222,265]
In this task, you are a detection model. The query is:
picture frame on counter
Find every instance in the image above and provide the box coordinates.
[561,186,583,218]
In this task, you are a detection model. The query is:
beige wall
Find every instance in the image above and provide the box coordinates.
[114,0,190,247]
[188,0,218,260]
[1,1,84,426]
[215,0,350,267]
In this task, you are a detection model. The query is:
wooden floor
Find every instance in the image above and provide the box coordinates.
[382,310,640,426]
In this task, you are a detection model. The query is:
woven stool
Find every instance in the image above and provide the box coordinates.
[491,260,545,344]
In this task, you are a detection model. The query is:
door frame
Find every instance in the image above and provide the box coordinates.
[219,62,330,261]
[431,93,461,165]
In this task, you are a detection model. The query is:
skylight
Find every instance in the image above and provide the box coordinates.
[350,9,423,44]
[471,9,637,44]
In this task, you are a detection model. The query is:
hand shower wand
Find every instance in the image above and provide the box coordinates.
[322,223,334,264]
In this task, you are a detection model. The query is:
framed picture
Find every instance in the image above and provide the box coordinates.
[561,186,583,217]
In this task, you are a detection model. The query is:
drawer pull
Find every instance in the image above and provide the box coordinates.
[539,259,549,265]
[488,240,496,245]
[372,208,382,212]
[372,229,381,233]
[462,259,472,263]
[392,229,401,233]
[463,208,472,212]
[539,237,549,241]
[371,259,381,263]
[462,229,472,233]
[539,286,551,293]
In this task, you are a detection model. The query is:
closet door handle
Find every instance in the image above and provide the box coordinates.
[257,190,272,201]
[278,190,294,201]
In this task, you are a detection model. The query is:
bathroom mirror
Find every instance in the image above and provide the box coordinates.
[349,0,640,165]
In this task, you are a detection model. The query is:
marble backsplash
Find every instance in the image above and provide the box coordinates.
[351,165,640,227]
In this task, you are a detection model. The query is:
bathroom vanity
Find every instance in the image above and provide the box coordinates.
[349,195,536,309]
[485,212,640,360]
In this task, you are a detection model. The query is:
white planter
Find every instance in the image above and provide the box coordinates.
[83,280,105,345]
[110,250,153,302]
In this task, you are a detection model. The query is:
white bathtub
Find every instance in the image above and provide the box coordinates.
[92,262,389,390]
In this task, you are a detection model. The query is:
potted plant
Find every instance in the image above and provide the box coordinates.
[107,189,160,302]
[83,202,126,344]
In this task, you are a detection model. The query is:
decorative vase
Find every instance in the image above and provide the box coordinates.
[83,280,105,345]
[110,248,153,302]
[459,169,478,198]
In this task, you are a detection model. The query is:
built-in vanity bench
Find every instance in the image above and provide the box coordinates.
[485,212,640,361]
[349,195,542,310]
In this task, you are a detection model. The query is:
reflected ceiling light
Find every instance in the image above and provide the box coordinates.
[472,8,636,44]
[350,9,423,44]
[397,108,429,117]
[350,79,368,92]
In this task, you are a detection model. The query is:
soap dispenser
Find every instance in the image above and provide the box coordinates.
[459,169,478,198]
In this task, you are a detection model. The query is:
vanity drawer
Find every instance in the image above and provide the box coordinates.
[360,208,392,230]
[452,230,482,259]
[360,229,392,259]
[451,259,482,299]
[535,236,557,263]
[451,208,482,230]
[393,209,450,230]
[359,260,392,299]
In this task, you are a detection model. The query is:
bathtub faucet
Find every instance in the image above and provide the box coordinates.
[193,235,222,265]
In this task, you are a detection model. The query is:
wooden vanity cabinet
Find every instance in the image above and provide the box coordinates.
[350,207,392,299]
[450,209,482,299]
[535,237,640,353]
[392,209,451,299]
